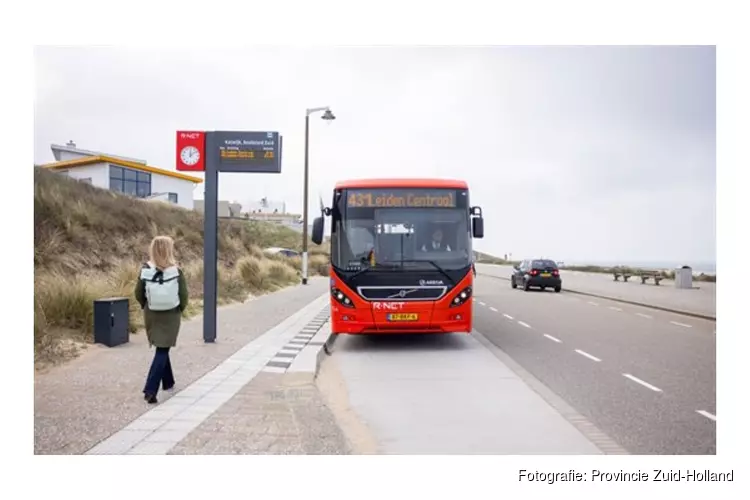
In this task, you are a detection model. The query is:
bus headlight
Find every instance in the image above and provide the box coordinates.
[450,286,472,307]
[331,287,355,308]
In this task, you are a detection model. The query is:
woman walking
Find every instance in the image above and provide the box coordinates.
[135,235,188,404]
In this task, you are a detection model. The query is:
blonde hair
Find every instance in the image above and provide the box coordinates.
[149,235,177,270]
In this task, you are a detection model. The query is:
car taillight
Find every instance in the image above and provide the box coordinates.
[529,269,538,276]
[553,270,559,277]
[450,286,473,307]
[331,287,355,308]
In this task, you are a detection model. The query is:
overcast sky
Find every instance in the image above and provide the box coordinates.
[34,46,715,266]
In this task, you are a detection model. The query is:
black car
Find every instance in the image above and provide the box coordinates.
[511,259,562,292]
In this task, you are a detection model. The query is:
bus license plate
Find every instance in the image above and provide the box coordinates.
[388,313,419,321]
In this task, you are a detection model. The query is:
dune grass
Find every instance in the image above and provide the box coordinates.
[34,167,330,368]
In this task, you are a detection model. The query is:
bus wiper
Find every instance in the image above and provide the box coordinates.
[346,257,389,279]
[348,266,372,279]
[397,259,455,286]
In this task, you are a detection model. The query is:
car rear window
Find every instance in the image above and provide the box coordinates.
[532,260,557,269]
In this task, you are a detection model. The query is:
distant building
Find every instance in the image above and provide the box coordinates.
[193,200,243,218]
[246,211,304,232]
[192,194,315,234]
[39,141,202,210]
[245,197,286,215]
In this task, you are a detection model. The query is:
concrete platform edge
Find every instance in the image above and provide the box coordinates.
[478,272,716,322]
[287,319,335,382]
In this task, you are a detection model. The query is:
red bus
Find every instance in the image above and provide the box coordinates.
[311,178,484,335]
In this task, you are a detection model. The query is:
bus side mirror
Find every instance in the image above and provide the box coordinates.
[472,217,484,239]
[311,217,324,245]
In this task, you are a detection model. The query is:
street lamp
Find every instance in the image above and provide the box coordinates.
[302,106,336,285]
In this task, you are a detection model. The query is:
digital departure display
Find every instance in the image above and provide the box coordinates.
[211,131,282,173]
[345,188,459,208]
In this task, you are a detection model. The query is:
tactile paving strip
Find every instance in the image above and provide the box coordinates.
[261,306,331,373]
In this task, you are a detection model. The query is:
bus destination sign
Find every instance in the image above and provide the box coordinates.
[346,189,458,208]
[211,131,282,173]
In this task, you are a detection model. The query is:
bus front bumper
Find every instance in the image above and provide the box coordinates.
[331,302,473,334]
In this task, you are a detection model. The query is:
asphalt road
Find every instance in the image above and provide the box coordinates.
[477,263,716,318]
[473,274,716,454]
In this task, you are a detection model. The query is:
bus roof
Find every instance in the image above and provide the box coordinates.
[334,178,469,190]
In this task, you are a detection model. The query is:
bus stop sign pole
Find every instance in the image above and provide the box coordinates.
[176,130,283,343]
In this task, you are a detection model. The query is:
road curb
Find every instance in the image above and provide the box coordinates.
[285,328,335,384]
[306,320,335,382]
[478,272,716,322]
[285,310,332,381]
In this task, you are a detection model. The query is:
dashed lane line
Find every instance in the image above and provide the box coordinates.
[588,301,599,306]
[489,306,498,312]
[635,313,653,319]
[608,306,623,311]
[544,334,562,343]
[503,313,514,320]
[696,410,716,422]
[574,349,602,362]
[670,321,693,328]
[517,321,531,329]
[479,301,487,306]
[623,373,662,393]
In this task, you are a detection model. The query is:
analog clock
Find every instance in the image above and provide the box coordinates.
[180,146,200,166]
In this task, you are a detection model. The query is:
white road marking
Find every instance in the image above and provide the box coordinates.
[503,313,514,320]
[623,373,662,392]
[588,301,599,306]
[574,349,602,362]
[517,321,531,329]
[544,334,562,343]
[670,321,693,328]
[696,410,716,422]
[608,306,623,311]
[489,306,498,312]
[636,313,653,319]
[479,301,486,306]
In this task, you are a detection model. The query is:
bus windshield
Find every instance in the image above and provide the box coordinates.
[330,188,472,272]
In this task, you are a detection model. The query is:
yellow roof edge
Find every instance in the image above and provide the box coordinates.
[40,155,204,183]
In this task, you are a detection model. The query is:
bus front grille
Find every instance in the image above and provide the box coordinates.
[356,286,447,301]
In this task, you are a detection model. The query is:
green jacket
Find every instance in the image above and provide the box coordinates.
[134,263,189,348]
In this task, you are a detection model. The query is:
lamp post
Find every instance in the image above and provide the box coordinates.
[302,106,336,285]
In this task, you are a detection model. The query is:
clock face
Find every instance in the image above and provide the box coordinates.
[180,146,200,166]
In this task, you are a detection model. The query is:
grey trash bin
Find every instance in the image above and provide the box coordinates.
[93,297,130,347]
[674,266,693,289]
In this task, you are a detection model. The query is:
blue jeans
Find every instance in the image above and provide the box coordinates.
[143,347,175,396]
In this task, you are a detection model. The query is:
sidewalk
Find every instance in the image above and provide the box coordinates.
[476,264,716,320]
[86,295,335,455]
[34,278,335,455]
